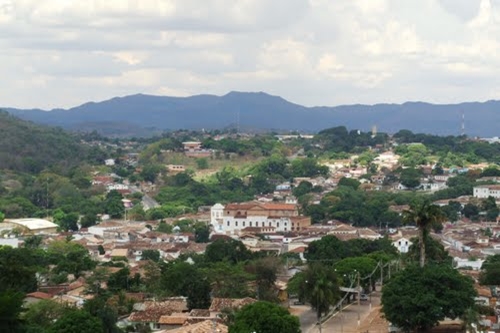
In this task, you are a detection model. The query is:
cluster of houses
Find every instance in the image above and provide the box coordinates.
[6,194,500,331]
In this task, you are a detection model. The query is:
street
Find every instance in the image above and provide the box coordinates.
[298,288,388,333]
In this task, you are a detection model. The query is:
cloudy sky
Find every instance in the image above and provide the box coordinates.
[1,0,500,109]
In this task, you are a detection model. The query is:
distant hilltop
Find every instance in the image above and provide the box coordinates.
[4,91,500,137]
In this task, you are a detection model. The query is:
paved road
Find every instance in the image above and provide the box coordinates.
[299,288,385,333]
[142,194,160,210]
[299,306,319,332]
[312,290,382,333]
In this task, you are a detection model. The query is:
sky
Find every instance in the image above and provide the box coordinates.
[1,0,500,109]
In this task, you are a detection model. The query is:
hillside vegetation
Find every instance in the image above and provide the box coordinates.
[0,111,104,174]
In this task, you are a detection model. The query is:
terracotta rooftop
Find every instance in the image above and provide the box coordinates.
[209,297,257,312]
[224,202,297,211]
[129,299,188,323]
[163,320,228,333]
[289,246,307,253]
[25,291,52,300]
[260,203,297,211]
[189,309,210,317]
[158,313,189,325]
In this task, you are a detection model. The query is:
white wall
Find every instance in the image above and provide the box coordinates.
[0,238,19,248]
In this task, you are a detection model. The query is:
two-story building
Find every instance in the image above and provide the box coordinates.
[392,237,412,253]
[473,185,500,199]
[210,202,310,234]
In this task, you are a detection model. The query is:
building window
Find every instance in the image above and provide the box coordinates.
[243,221,246,227]
[249,221,252,227]
[269,222,272,227]
[284,222,287,226]
[277,222,280,228]
[227,221,230,226]
[261,222,264,227]
[235,221,238,227]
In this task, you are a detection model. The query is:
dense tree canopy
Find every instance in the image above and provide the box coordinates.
[382,264,476,332]
[229,301,301,333]
[479,254,500,286]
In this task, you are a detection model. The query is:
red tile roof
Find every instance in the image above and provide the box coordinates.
[25,292,52,300]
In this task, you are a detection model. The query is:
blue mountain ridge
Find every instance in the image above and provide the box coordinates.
[4,91,500,137]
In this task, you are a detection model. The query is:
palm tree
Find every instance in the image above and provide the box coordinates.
[300,263,340,333]
[462,307,479,333]
[403,199,445,268]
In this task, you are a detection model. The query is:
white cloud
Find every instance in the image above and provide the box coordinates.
[1,0,500,109]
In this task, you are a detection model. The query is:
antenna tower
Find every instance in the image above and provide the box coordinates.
[236,109,240,133]
[461,111,465,136]
[46,177,49,219]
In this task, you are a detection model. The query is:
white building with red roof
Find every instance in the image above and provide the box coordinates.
[210,202,310,235]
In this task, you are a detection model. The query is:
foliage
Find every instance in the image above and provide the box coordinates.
[337,177,360,190]
[104,190,124,219]
[314,126,387,153]
[479,254,500,285]
[462,203,479,220]
[334,256,378,289]
[195,158,209,170]
[204,262,253,298]
[406,236,452,266]
[194,224,210,243]
[23,299,71,332]
[290,158,329,177]
[161,261,211,310]
[0,291,25,333]
[305,236,397,263]
[205,238,253,264]
[245,257,279,302]
[83,295,122,333]
[23,235,43,249]
[382,264,476,332]
[0,246,40,293]
[47,309,104,333]
[399,167,421,189]
[0,111,106,174]
[139,163,164,183]
[295,263,340,321]
[107,268,140,292]
[403,199,445,267]
[47,240,96,278]
[229,301,301,333]
[140,250,160,262]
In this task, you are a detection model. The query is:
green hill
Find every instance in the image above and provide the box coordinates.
[0,110,104,174]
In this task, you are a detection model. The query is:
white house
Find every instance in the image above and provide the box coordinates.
[88,221,123,237]
[392,237,412,253]
[105,159,116,166]
[107,183,129,192]
[454,257,484,271]
[420,181,447,192]
[473,185,500,199]
[210,202,310,234]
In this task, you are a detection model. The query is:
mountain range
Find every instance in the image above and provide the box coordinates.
[4,91,500,137]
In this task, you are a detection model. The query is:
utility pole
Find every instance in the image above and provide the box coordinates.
[46,177,49,219]
[340,301,343,333]
[357,270,361,306]
[380,264,384,286]
[318,290,322,333]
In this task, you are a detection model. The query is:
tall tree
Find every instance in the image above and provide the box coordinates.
[297,263,340,332]
[402,199,445,267]
[47,309,104,333]
[382,264,476,332]
[229,301,300,333]
[0,291,25,333]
